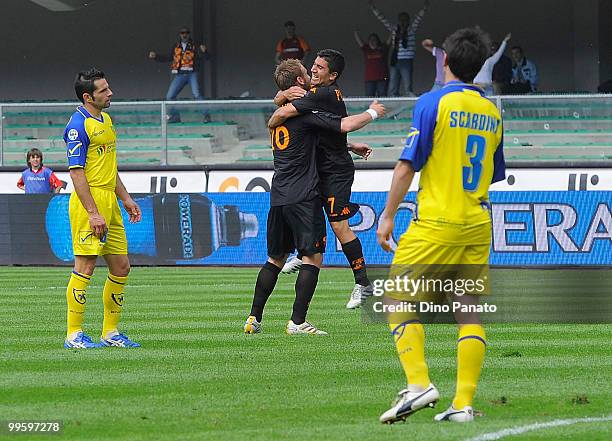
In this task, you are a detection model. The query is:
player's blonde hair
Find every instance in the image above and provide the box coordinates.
[274,59,304,91]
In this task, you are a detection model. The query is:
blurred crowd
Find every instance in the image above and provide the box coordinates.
[146,0,542,103]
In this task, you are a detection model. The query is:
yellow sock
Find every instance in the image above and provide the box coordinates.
[453,324,486,409]
[389,320,430,389]
[102,273,128,339]
[66,271,91,338]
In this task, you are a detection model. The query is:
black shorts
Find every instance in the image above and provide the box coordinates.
[319,168,359,222]
[267,198,327,259]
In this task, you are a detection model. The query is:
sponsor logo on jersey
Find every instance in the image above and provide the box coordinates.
[67,128,79,141]
[96,143,116,156]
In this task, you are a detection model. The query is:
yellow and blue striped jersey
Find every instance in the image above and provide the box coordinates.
[63,106,117,191]
[400,81,505,244]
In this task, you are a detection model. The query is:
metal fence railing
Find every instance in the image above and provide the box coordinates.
[1,94,611,166]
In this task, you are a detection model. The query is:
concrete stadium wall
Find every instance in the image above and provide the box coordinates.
[599,0,612,85]
[0,0,193,101]
[0,0,609,100]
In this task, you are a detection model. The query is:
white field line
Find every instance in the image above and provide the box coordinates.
[466,415,612,441]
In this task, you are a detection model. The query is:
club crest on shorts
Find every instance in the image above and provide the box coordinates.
[79,231,94,245]
[73,288,87,304]
[111,292,124,306]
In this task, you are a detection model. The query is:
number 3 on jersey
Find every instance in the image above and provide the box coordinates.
[270,125,290,150]
[463,134,485,192]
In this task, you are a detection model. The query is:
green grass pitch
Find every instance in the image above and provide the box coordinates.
[1,267,610,441]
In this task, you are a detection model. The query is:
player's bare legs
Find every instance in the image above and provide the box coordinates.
[330,219,355,244]
[330,220,373,309]
[267,255,288,269]
[73,255,97,276]
[103,253,130,277]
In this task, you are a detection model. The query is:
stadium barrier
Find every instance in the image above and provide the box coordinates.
[1,163,611,194]
[1,94,612,167]
[0,190,609,266]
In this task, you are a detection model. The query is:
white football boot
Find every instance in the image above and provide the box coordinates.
[379,384,440,424]
[434,405,474,423]
[346,283,373,309]
[281,256,302,274]
[286,320,328,335]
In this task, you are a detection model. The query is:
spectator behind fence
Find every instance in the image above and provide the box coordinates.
[148,26,210,122]
[421,39,445,92]
[509,46,538,93]
[17,148,63,194]
[474,33,512,96]
[369,0,429,96]
[492,41,513,94]
[354,31,390,96]
[275,21,310,64]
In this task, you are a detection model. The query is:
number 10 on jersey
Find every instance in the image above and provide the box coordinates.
[270,126,290,151]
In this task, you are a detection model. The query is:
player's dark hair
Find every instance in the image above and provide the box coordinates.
[316,49,345,79]
[74,68,106,104]
[274,59,304,90]
[511,46,523,54]
[26,148,43,169]
[442,27,491,83]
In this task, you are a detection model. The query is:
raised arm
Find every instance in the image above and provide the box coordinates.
[354,31,364,47]
[409,0,429,33]
[421,38,434,53]
[369,0,395,33]
[489,35,510,65]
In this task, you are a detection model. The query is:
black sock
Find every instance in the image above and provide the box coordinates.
[249,261,281,322]
[290,264,320,325]
[341,238,370,286]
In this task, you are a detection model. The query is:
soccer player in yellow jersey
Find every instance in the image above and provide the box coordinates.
[62,68,142,348]
[376,28,506,423]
